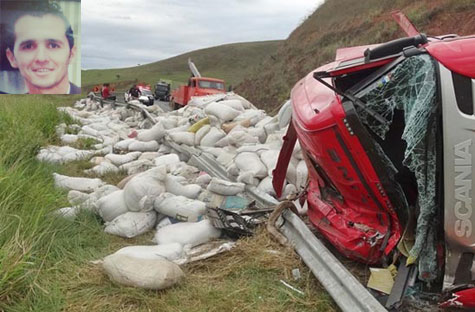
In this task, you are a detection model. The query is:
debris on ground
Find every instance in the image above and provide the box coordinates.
[39,92,305,289]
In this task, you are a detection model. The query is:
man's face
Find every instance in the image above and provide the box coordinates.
[6,14,75,92]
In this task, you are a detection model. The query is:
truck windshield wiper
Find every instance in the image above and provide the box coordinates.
[313,71,390,127]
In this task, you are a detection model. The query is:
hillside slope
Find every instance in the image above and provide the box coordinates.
[82,40,281,91]
[236,0,475,112]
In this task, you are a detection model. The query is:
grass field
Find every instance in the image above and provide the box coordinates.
[81,40,282,93]
[0,95,336,311]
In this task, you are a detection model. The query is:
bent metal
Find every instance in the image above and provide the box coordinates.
[455,139,472,238]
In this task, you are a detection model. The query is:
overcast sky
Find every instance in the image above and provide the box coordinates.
[81,0,323,69]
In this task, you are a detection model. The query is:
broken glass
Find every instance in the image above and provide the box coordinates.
[355,54,439,282]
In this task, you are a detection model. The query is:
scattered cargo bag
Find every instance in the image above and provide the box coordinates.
[207,178,245,196]
[67,190,90,206]
[96,190,129,222]
[55,207,80,220]
[165,175,201,199]
[114,138,135,151]
[128,140,159,152]
[204,102,240,121]
[119,159,154,175]
[53,173,104,192]
[86,161,119,176]
[104,211,157,238]
[194,124,211,145]
[114,243,184,261]
[234,152,267,178]
[136,122,165,142]
[105,151,142,166]
[103,253,184,290]
[123,171,166,212]
[199,127,226,147]
[154,193,206,222]
[155,154,180,167]
[195,173,212,188]
[154,219,221,247]
[168,131,195,146]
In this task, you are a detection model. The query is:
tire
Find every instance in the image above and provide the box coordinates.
[174,103,180,110]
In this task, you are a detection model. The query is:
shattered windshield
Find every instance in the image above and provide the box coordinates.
[355,54,439,282]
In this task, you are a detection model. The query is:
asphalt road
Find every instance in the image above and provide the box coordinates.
[156,100,171,112]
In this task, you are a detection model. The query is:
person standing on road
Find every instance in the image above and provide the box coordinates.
[128,84,141,100]
[101,83,115,100]
[4,2,80,94]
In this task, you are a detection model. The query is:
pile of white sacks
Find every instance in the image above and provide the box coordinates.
[38,93,307,290]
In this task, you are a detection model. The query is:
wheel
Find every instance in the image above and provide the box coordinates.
[174,103,180,110]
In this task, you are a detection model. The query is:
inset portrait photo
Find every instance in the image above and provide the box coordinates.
[0,0,81,94]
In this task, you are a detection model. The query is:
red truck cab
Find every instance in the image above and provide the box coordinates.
[170,77,225,109]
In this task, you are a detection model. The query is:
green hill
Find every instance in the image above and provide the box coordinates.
[82,40,282,91]
[236,0,475,112]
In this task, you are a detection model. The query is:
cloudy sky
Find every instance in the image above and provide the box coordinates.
[81,0,323,69]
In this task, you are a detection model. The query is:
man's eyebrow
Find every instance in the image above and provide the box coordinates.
[47,39,65,44]
[18,39,36,47]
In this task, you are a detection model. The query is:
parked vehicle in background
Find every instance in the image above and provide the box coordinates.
[169,58,226,110]
[154,81,171,101]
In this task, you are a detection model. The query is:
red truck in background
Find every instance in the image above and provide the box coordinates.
[169,59,226,110]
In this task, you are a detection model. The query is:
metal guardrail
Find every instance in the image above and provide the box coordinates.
[279,210,388,312]
[92,93,387,312]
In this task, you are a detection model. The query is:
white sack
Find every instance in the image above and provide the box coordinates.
[204,102,240,121]
[86,161,119,176]
[194,124,210,146]
[104,211,157,238]
[67,190,90,206]
[260,150,280,176]
[278,100,292,129]
[199,127,226,147]
[53,173,104,192]
[220,99,244,111]
[234,152,267,178]
[96,190,129,222]
[103,253,184,290]
[119,159,153,175]
[154,193,206,222]
[114,243,184,261]
[136,122,165,142]
[233,109,266,126]
[295,160,308,191]
[114,138,135,151]
[154,219,221,247]
[128,140,159,152]
[123,169,166,212]
[165,176,202,199]
[257,176,276,197]
[55,207,80,220]
[105,152,141,166]
[61,134,79,144]
[168,131,195,146]
[207,178,245,196]
[138,152,160,161]
[155,154,180,167]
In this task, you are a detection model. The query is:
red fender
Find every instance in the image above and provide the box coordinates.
[440,287,475,309]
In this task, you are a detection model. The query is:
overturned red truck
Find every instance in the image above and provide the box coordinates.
[274,12,474,309]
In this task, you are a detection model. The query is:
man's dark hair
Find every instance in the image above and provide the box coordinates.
[5,1,74,53]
